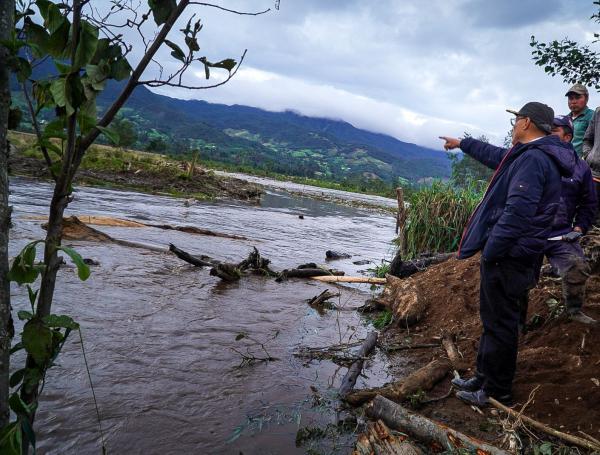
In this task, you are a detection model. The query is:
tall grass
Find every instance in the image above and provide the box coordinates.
[400,181,483,259]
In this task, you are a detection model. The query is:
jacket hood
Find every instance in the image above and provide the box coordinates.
[518,134,576,177]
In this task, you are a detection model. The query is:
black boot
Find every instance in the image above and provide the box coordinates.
[451,375,484,392]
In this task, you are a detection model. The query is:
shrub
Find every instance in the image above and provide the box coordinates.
[400,181,483,259]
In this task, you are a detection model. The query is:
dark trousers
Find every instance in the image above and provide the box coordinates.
[476,258,535,396]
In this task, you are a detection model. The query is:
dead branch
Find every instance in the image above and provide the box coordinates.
[311,275,385,284]
[367,395,509,455]
[441,333,461,368]
[489,397,600,452]
[339,332,378,398]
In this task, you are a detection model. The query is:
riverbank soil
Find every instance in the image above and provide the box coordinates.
[376,240,600,450]
[7,131,263,201]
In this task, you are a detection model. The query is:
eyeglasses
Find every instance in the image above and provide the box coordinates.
[510,116,525,127]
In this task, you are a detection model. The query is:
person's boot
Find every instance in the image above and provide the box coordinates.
[451,375,484,392]
[568,310,597,324]
[456,388,513,407]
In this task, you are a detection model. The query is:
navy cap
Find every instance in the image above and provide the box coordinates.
[553,115,573,135]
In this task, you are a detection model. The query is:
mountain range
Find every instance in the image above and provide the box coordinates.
[12,62,451,185]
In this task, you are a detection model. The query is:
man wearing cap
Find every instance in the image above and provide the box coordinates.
[583,106,600,212]
[566,83,594,156]
[539,116,597,324]
[439,102,575,407]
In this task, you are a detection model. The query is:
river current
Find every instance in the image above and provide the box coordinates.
[9,176,398,454]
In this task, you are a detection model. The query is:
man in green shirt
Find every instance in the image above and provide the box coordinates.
[566,83,594,156]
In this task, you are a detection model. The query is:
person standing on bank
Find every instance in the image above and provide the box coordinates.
[543,116,597,325]
[439,102,575,406]
[566,83,594,156]
[583,105,600,214]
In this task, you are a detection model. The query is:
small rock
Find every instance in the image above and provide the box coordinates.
[353,259,371,265]
[83,258,100,266]
[298,214,304,219]
[325,250,352,260]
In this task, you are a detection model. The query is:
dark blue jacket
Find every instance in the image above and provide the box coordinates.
[458,136,575,261]
[550,153,597,237]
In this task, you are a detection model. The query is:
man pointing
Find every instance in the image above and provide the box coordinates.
[439,102,575,406]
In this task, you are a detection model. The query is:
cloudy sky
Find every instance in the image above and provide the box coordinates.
[116,0,599,148]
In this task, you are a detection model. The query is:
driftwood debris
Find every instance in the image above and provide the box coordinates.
[344,359,450,406]
[146,223,248,240]
[339,332,378,398]
[367,395,509,455]
[169,244,276,282]
[352,419,423,455]
[489,398,600,452]
[441,333,461,367]
[307,289,340,314]
[36,214,248,240]
[311,275,385,284]
[388,251,454,279]
[279,268,344,280]
[51,216,167,252]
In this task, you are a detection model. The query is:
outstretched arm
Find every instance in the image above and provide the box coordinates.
[439,136,509,170]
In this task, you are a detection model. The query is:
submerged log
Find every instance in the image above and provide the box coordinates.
[344,359,450,406]
[352,419,423,455]
[278,268,344,280]
[339,331,378,398]
[388,252,454,279]
[168,243,215,267]
[307,289,340,307]
[146,223,248,240]
[367,396,509,455]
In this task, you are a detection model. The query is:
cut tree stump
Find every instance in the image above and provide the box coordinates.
[339,331,378,398]
[367,395,509,455]
[352,419,423,455]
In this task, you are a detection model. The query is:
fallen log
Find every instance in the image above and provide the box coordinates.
[344,359,450,406]
[278,268,344,280]
[311,276,385,284]
[489,397,600,453]
[169,243,215,267]
[367,395,509,455]
[388,252,454,279]
[352,419,423,455]
[339,331,378,398]
[146,223,248,240]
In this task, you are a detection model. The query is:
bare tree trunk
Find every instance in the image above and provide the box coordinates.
[0,0,15,429]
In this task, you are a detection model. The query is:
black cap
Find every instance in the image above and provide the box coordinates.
[553,115,573,135]
[506,102,554,134]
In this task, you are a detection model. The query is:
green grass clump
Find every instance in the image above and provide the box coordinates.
[401,181,483,259]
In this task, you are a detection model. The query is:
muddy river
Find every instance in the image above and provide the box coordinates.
[9,177,398,454]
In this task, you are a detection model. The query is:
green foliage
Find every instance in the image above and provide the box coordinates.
[530,2,600,90]
[448,134,493,191]
[371,309,393,329]
[367,261,389,278]
[402,181,483,259]
[1,240,88,452]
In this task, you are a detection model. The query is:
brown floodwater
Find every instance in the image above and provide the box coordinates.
[9,177,398,454]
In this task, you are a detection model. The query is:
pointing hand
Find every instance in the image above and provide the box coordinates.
[439,136,461,151]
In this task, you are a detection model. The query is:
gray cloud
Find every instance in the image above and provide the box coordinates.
[105,0,600,148]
